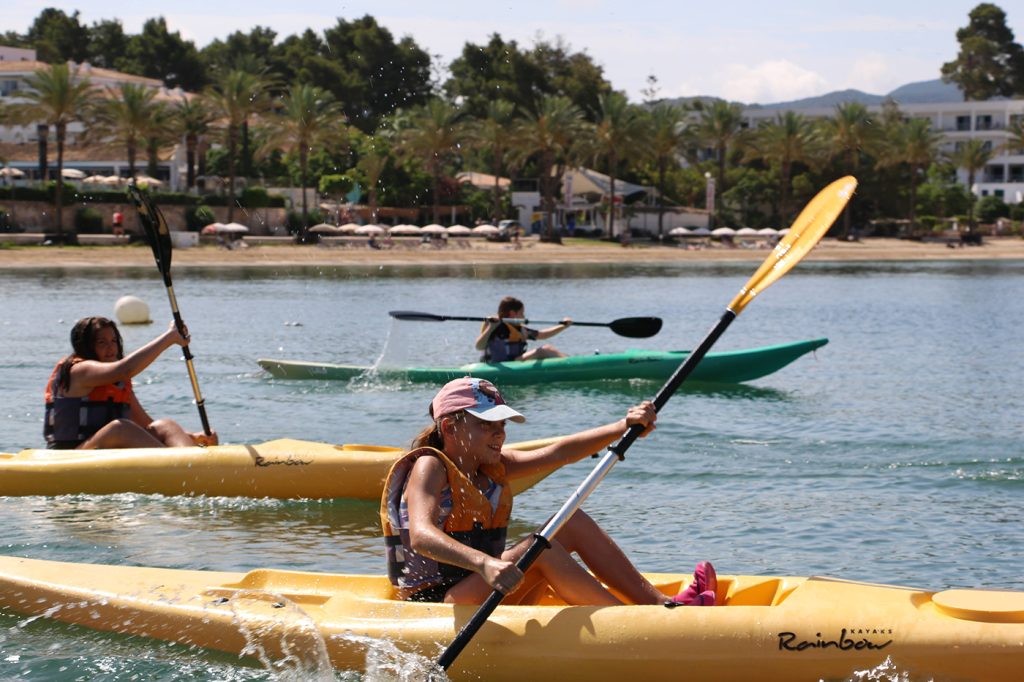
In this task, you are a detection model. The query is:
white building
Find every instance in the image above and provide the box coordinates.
[0,51,191,191]
[743,99,1024,205]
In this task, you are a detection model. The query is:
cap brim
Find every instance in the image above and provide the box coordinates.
[466,404,526,423]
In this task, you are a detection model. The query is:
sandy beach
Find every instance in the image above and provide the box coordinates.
[1,236,1023,269]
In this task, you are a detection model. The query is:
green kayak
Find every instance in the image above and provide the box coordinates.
[258,338,827,386]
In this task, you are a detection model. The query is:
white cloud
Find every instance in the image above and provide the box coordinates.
[718,60,828,103]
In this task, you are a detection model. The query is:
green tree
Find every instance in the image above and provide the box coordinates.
[941,3,1024,100]
[946,138,995,229]
[261,84,348,241]
[746,111,819,222]
[201,27,278,76]
[396,100,465,224]
[822,101,879,237]
[202,69,272,222]
[121,17,205,91]
[5,63,94,235]
[86,19,129,70]
[352,133,393,223]
[512,95,588,243]
[591,92,648,239]
[1004,117,1024,154]
[877,118,943,233]
[693,99,746,228]
[170,96,215,191]
[465,100,519,222]
[643,103,690,239]
[26,8,89,63]
[89,83,163,179]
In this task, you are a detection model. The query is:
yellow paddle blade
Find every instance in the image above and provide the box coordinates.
[728,176,857,314]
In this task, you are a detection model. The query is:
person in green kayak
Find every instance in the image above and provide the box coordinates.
[44,316,218,449]
[381,376,716,606]
[474,296,572,362]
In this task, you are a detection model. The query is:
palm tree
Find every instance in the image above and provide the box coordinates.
[946,138,995,231]
[6,64,95,237]
[644,103,689,239]
[746,111,819,222]
[202,70,271,221]
[89,83,162,180]
[592,92,648,240]
[878,117,943,234]
[354,135,391,224]
[395,99,464,225]
[693,100,746,228]
[170,96,214,192]
[822,102,878,238]
[1006,119,1024,155]
[512,95,588,243]
[261,83,348,242]
[465,100,518,223]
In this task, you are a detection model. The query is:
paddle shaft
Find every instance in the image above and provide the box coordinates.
[163,284,211,437]
[388,310,661,338]
[436,310,734,670]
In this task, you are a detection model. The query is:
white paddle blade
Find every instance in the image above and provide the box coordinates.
[728,176,857,314]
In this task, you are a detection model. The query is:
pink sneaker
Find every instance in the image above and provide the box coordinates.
[671,561,717,606]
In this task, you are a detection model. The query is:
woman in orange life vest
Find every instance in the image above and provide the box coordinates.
[474,296,572,362]
[381,377,717,606]
[44,316,218,449]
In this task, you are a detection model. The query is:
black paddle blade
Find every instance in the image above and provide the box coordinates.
[128,182,172,278]
[388,310,447,322]
[608,316,662,338]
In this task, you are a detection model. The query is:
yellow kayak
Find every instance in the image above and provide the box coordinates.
[0,555,1020,681]
[0,437,558,499]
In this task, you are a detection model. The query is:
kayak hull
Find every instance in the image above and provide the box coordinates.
[258,338,828,385]
[0,555,1020,681]
[0,437,557,499]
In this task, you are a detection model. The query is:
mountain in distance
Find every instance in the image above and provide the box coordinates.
[663,79,966,110]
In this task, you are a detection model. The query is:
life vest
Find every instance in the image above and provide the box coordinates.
[380,446,512,596]
[44,360,133,449]
[482,321,537,362]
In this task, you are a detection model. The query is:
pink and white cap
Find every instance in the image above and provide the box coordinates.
[430,377,525,423]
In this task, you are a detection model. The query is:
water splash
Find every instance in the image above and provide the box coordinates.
[333,633,448,682]
[229,590,335,681]
[845,656,922,682]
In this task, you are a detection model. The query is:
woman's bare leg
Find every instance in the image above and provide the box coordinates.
[520,344,567,360]
[78,419,165,449]
[146,418,196,447]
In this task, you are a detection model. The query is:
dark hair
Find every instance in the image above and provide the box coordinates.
[497,296,523,317]
[410,410,464,450]
[57,317,124,391]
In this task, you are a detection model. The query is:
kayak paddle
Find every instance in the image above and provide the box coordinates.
[388,310,662,339]
[436,175,857,672]
[127,182,213,438]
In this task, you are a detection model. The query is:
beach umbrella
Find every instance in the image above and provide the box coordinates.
[309,223,340,234]
[711,227,736,236]
[82,174,106,184]
[355,224,385,235]
[337,223,361,233]
[688,227,711,236]
[220,222,249,234]
[389,224,422,235]
[61,168,86,179]
[0,167,25,178]
[133,175,163,187]
[421,224,447,235]
[668,226,690,237]
[446,224,472,235]
[471,224,499,234]
[736,227,759,236]
[101,175,124,186]
[758,227,779,235]
[201,222,226,235]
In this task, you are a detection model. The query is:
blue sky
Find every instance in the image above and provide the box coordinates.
[7,1,1022,103]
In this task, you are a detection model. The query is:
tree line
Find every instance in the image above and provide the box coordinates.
[2,4,1023,241]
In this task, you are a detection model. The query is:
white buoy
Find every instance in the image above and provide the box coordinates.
[114,295,152,325]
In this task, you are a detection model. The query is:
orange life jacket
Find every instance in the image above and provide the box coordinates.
[381,446,512,595]
[44,360,133,448]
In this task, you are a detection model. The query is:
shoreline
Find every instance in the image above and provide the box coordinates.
[2,237,1024,269]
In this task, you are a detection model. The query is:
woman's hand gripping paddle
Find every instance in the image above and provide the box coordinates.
[436,176,858,672]
[127,182,212,438]
[388,310,662,339]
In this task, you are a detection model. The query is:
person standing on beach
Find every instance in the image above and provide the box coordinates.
[475,296,572,361]
[44,316,218,449]
[112,208,125,236]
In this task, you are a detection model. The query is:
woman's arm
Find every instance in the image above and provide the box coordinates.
[67,322,188,396]
[503,401,656,479]
[534,318,572,340]
[474,317,499,351]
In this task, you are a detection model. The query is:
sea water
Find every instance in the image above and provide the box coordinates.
[0,259,1022,680]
